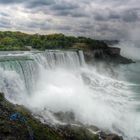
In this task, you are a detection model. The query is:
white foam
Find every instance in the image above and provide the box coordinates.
[0,50,139,140]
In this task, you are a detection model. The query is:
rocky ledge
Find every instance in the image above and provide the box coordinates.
[0,93,123,140]
[84,47,134,64]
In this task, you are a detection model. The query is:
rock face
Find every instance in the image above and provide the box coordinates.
[84,47,133,64]
[0,93,63,140]
[57,125,99,140]
[105,134,123,140]
[107,47,120,55]
[0,93,123,140]
[98,131,123,140]
[57,125,123,140]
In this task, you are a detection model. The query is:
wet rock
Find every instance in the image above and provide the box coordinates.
[0,92,124,140]
[54,111,75,123]
[84,47,134,64]
[57,124,99,140]
[0,92,63,140]
[0,92,4,101]
[105,134,123,140]
[98,131,123,140]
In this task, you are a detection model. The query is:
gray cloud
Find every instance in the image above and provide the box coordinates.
[51,2,78,11]
[0,17,12,29]
[94,8,140,22]
[121,10,139,22]
[0,0,23,4]
[25,0,55,9]
[0,0,140,40]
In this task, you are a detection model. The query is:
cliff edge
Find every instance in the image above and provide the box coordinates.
[84,47,133,64]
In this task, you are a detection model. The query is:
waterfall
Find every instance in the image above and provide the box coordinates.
[0,50,139,140]
[31,50,85,69]
[0,50,85,100]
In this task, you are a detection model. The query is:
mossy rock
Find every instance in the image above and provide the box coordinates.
[0,93,63,140]
[0,93,122,140]
[58,125,99,140]
[0,93,4,101]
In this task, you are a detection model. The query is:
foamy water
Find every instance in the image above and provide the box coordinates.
[0,50,139,140]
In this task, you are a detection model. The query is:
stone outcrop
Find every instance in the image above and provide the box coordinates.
[98,131,123,140]
[84,47,134,64]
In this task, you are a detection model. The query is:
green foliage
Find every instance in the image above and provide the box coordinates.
[0,31,108,51]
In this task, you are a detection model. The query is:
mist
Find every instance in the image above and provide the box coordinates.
[0,50,140,140]
[113,27,140,61]
[113,41,140,61]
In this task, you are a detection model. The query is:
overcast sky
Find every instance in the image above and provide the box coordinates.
[0,0,140,39]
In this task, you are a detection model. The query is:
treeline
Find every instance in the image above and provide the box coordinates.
[0,31,108,51]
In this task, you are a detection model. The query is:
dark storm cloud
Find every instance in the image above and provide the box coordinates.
[0,0,23,4]
[121,10,139,22]
[109,12,122,20]
[94,8,140,22]
[0,11,12,29]
[0,18,11,28]
[0,0,54,6]
[51,8,88,17]
[25,0,55,9]
[51,2,78,11]
[40,1,87,18]
[0,0,140,39]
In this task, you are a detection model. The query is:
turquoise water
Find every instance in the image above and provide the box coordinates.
[120,62,140,84]
[120,62,140,111]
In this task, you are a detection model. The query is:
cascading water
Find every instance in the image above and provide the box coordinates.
[0,50,139,140]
